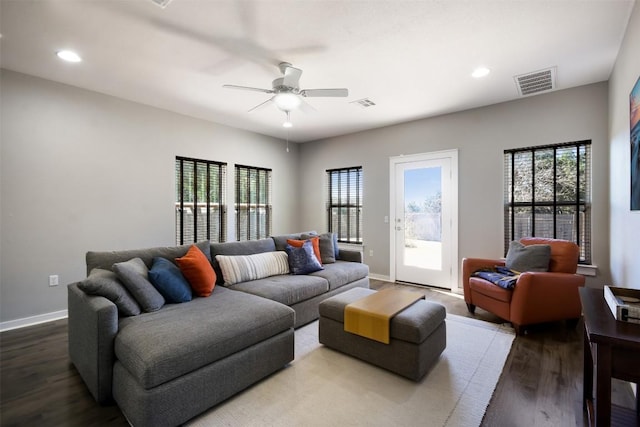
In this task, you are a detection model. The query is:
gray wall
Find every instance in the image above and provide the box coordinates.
[609,2,640,288]
[299,83,610,288]
[0,70,301,322]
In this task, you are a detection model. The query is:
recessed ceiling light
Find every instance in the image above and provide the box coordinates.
[472,67,490,78]
[56,50,82,63]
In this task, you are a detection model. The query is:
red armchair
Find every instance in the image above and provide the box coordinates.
[462,237,585,335]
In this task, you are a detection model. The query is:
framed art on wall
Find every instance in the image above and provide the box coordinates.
[631,75,640,210]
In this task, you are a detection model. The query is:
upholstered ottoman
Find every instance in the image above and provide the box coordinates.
[319,287,446,381]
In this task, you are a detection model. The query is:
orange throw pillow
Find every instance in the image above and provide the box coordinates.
[176,245,216,297]
[287,237,322,265]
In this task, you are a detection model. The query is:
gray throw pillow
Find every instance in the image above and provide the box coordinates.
[302,232,336,264]
[113,257,165,312]
[78,269,141,316]
[505,241,551,272]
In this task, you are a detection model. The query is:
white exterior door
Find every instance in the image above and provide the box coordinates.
[390,150,458,290]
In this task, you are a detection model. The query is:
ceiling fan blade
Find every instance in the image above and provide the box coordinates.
[247,97,274,113]
[282,65,303,88]
[300,88,349,97]
[223,84,274,94]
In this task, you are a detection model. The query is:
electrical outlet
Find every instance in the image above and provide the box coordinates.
[369,250,374,257]
[49,275,59,287]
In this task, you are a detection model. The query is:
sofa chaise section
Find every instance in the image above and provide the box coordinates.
[112,286,294,427]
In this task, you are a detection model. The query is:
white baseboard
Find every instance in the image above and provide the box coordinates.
[369,273,392,282]
[0,310,68,332]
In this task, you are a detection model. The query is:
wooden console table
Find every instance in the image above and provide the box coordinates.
[580,287,640,426]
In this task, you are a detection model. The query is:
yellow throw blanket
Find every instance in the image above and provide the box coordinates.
[344,289,424,344]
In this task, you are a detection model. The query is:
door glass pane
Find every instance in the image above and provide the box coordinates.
[403,167,442,270]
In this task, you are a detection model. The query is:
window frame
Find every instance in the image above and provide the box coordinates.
[175,156,227,245]
[235,164,272,241]
[327,166,363,244]
[504,140,591,263]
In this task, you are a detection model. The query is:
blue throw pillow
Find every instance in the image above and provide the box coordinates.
[148,257,193,303]
[285,240,324,275]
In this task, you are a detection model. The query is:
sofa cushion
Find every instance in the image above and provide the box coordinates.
[78,269,141,316]
[285,241,323,275]
[148,257,192,303]
[271,231,317,251]
[216,251,290,285]
[115,286,295,390]
[308,260,369,291]
[229,274,329,306]
[113,258,165,312]
[176,245,216,297]
[86,241,211,275]
[505,240,550,272]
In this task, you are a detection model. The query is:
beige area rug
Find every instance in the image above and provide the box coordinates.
[187,314,515,427]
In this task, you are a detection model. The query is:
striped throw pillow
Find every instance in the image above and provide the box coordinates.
[215,251,290,286]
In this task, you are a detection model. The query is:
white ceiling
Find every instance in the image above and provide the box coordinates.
[0,0,635,142]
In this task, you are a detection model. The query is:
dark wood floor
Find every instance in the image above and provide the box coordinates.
[1,280,636,427]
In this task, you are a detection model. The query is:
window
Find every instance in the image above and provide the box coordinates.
[504,140,591,263]
[175,157,226,244]
[235,164,272,241]
[327,166,363,244]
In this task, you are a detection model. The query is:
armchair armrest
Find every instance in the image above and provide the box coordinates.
[461,258,505,301]
[67,283,119,403]
[510,272,585,325]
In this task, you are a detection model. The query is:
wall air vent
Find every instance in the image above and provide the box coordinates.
[150,0,173,8]
[350,98,376,108]
[514,67,557,96]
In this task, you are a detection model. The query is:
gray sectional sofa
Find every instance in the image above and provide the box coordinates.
[67,232,369,427]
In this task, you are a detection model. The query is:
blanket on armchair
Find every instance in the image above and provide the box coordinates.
[472,266,520,290]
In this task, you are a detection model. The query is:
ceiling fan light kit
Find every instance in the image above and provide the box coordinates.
[223,62,348,124]
[274,93,301,112]
[282,111,293,128]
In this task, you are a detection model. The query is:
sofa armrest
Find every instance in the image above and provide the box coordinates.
[461,258,505,302]
[67,283,119,404]
[510,272,585,325]
[338,249,362,263]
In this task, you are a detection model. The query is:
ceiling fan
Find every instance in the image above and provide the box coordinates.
[223,62,349,118]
